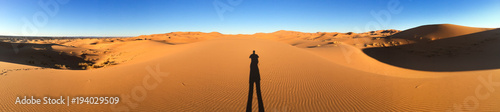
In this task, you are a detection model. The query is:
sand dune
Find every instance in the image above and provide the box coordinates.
[391,24,494,41]
[365,26,500,71]
[1,24,500,111]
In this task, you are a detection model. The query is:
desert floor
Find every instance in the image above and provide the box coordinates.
[1,24,500,111]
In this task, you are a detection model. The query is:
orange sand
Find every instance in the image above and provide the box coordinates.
[1,24,499,111]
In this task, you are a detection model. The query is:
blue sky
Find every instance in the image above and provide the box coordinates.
[1,0,499,36]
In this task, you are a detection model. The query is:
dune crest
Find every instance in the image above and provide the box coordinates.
[391,24,494,41]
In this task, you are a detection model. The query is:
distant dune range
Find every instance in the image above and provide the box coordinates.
[1,24,500,111]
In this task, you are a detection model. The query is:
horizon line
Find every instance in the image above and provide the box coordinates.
[2,24,498,37]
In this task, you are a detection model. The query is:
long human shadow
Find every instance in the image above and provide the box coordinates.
[362,28,500,71]
[246,50,265,112]
[0,41,92,70]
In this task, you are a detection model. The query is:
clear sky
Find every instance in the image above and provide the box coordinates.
[1,0,499,36]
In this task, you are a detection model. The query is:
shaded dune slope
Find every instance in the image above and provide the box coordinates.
[0,41,91,70]
[364,24,500,71]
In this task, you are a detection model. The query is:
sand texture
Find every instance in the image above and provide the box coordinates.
[1,24,500,111]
